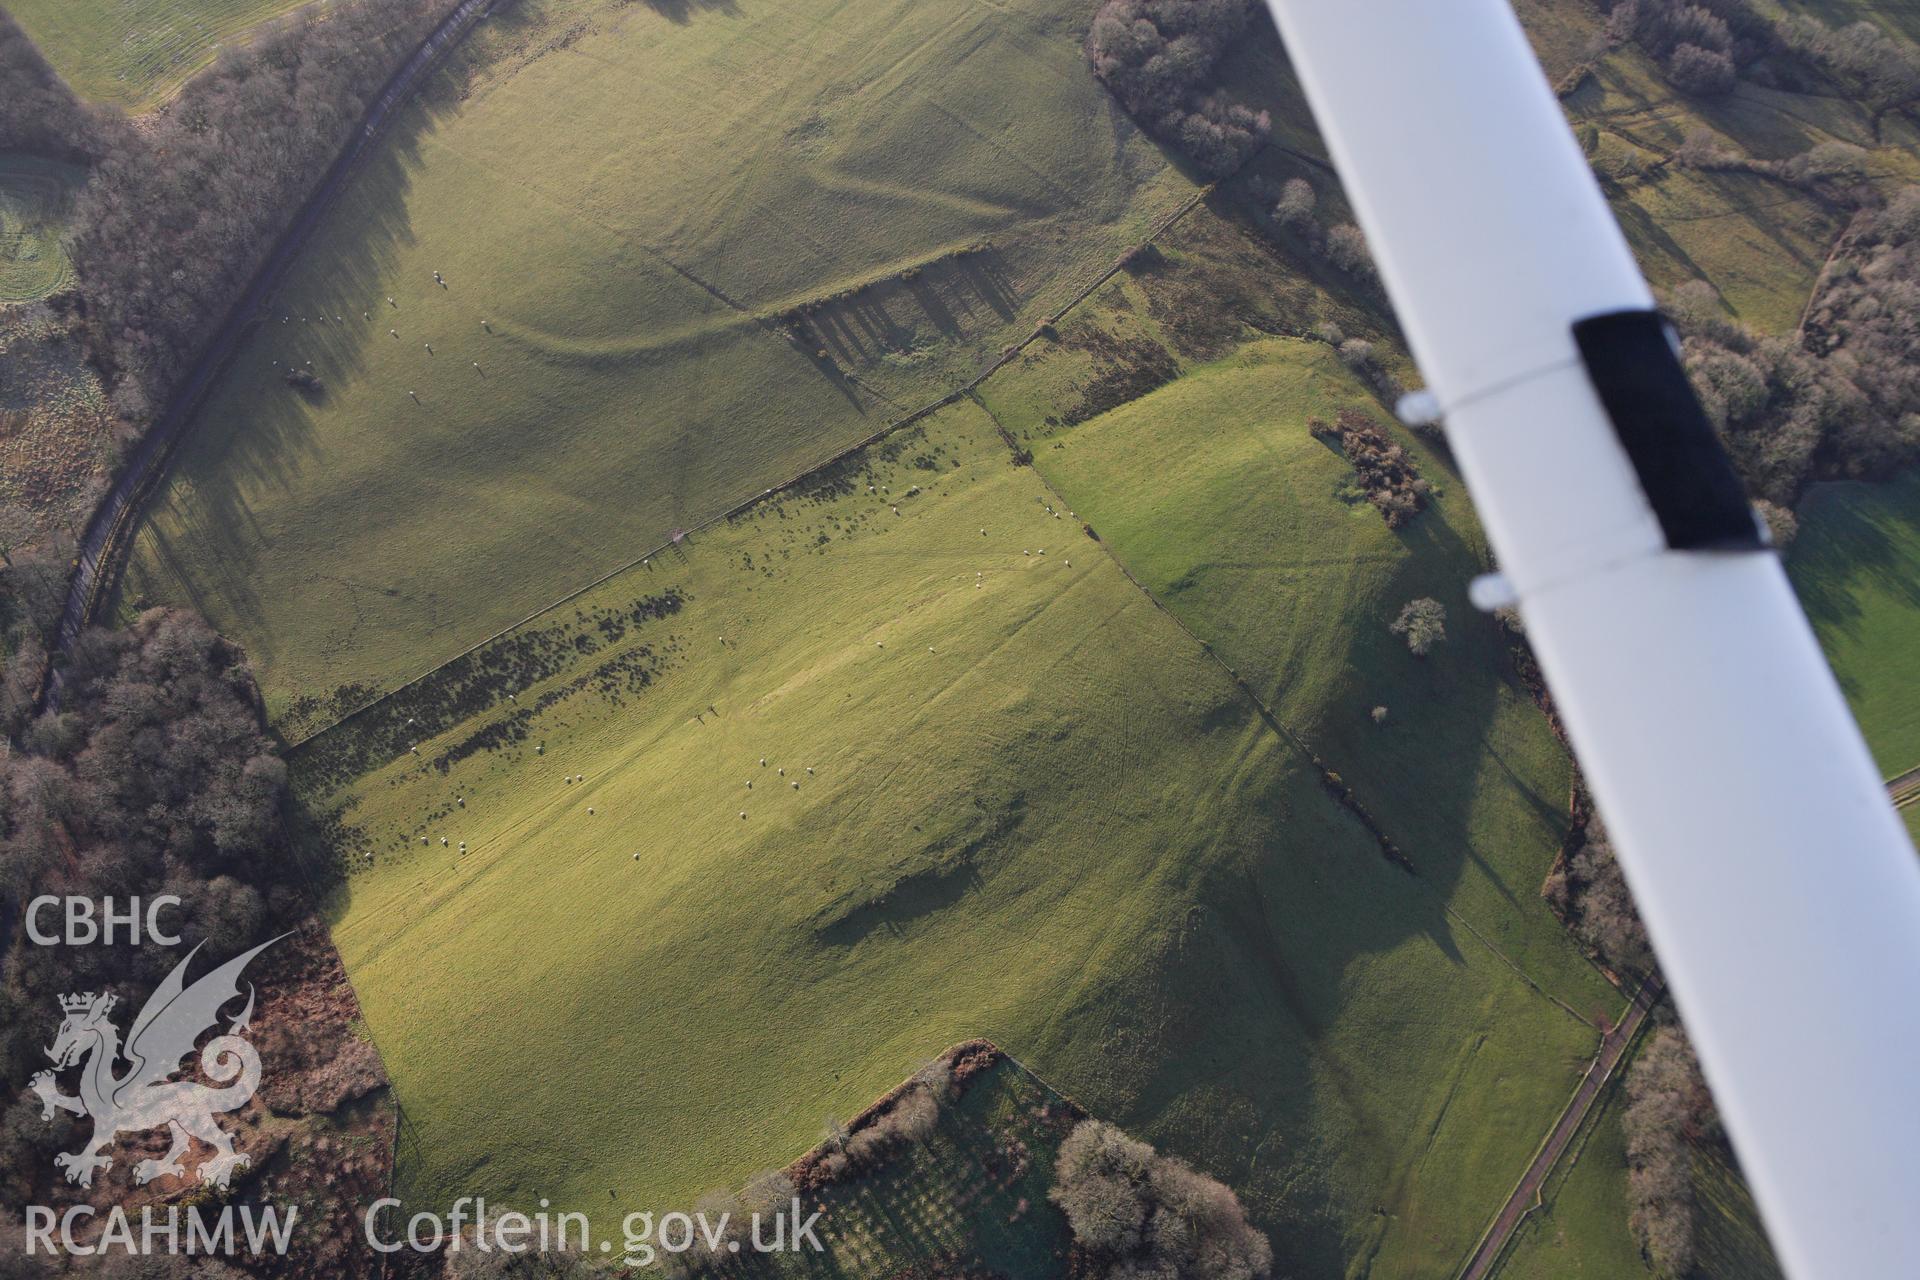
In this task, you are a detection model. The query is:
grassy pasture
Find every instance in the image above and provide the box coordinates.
[1493,1032,1787,1280]
[303,401,1604,1278]
[1789,473,1920,777]
[117,0,1196,734]
[4,0,309,110]
[0,154,80,303]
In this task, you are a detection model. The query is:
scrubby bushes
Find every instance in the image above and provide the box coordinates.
[1268,178,1378,285]
[1086,0,1271,176]
[1674,132,1871,203]
[1050,1120,1272,1280]
[71,0,462,418]
[810,1057,956,1187]
[1310,408,1427,527]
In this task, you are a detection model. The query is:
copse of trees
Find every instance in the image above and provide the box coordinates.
[1050,1120,1272,1280]
[1310,408,1427,527]
[1664,189,1920,504]
[0,608,297,1190]
[1600,0,1774,97]
[70,0,461,418]
[1542,818,1653,976]
[0,11,126,161]
[1085,0,1272,176]
[1780,14,1920,118]
[1623,1027,1717,1276]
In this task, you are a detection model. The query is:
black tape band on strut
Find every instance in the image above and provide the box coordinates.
[1572,309,1766,552]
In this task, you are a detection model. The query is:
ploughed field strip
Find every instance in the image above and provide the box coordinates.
[0,154,81,303]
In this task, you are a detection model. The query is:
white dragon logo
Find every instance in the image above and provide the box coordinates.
[28,936,283,1190]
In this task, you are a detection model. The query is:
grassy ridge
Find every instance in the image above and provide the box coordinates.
[116,0,1195,734]
[4,0,309,110]
[305,401,1601,1277]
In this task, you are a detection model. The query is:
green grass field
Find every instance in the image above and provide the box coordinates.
[299,398,1607,1278]
[1790,473,1920,777]
[79,0,1920,1274]
[117,0,1195,736]
[1493,1029,1787,1280]
[4,0,310,110]
[0,154,81,303]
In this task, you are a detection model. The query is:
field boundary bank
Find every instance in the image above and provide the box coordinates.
[39,0,503,710]
[283,181,1218,755]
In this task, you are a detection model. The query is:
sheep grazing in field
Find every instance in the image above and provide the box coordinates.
[390,329,398,338]
[535,744,543,754]
[456,797,465,807]
[791,781,799,790]
[746,781,753,789]
[981,529,987,536]
[740,811,748,820]
[424,343,433,354]
[891,506,899,515]
[387,297,396,306]
[928,646,936,653]
[410,746,419,755]
[588,807,595,815]
[1065,560,1072,568]
[440,837,448,846]
[459,842,467,852]
[778,768,785,776]
[806,767,814,775]
[760,758,767,767]
[421,837,429,845]
[473,361,480,370]
[408,391,418,402]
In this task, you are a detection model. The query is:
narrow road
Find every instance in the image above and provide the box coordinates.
[41,0,499,709]
[1458,977,1662,1280]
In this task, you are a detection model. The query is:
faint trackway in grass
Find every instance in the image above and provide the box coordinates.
[1457,978,1661,1280]
[1466,751,1920,1280]
[284,182,1219,755]
[39,0,503,711]
[964,391,1601,1034]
